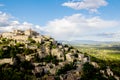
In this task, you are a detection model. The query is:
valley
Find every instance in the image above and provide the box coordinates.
[74,43,120,79]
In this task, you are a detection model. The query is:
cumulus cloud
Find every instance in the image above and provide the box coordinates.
[44,14,119,40]
[0,12,11,23]
[0,12,120,41]
[0,12,35,32]
[62,0,108,13]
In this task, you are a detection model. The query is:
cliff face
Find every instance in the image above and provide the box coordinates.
[0,29,89,80]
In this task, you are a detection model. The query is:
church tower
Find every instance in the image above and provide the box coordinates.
[24,29,32,36]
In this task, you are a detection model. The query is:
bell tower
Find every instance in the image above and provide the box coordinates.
[24,28,32,36]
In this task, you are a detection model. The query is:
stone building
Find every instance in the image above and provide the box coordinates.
[1,29,42,43]
[51,48,64,60]
[66,53,75,62]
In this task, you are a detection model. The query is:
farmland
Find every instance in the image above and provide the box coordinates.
[74,44,120,76]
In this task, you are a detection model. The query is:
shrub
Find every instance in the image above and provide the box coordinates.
[28,38,36,43]
[56,62,76,75]
[81,62,106,80]
[73,53,78,58]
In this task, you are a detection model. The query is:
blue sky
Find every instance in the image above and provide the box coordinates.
[0,0,120,41]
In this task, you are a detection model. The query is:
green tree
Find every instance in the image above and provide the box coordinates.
[81,62,106,80]
[0,49,4,58]
[56,62,76,75]
[28,38,36,43]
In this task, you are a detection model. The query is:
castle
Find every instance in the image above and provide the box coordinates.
[1,29,43,43]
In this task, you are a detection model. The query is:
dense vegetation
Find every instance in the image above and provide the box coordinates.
[0,60,35,80]
[56,62,76,75]
[81,62,107,80]
[0,38,42,59]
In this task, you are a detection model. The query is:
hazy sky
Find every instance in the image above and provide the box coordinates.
[0,0,120,41]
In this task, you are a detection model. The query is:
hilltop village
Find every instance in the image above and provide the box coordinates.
[0,29,90,80]
[0,29,89,63]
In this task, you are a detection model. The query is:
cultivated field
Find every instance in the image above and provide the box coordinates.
[74,44,120,76]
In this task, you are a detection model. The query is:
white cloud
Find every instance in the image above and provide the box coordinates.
[86,17,119,28]
[44,14,119,40]
[62,0,108,13]
[0,11,120,41]
[0,12,35,32]
[0,12,10,23]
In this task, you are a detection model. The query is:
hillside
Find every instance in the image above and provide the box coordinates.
[0,29,90,80]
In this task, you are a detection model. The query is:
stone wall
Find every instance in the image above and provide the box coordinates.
[2,32,13,39]
[1,29,42,43]
[0,58,13,65]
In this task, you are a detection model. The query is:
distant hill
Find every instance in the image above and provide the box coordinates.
[59,40,120,45]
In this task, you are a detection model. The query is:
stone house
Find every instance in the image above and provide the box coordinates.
[0,58,13,65]
[66,53,75,62]
[1,29,42,43]
[51,48,64,60]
